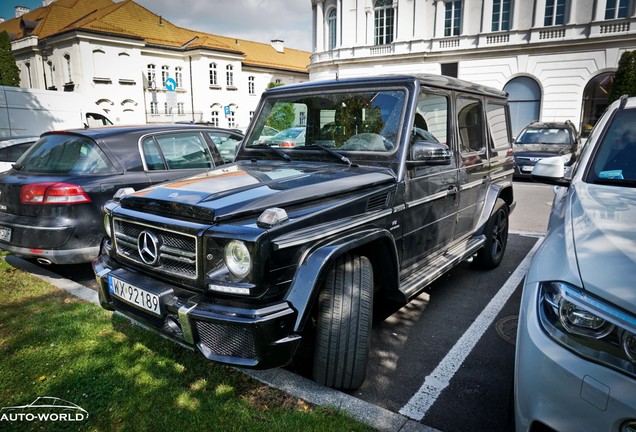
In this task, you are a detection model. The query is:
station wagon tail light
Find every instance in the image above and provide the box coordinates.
[539,282,636,378]
[20,182,91,205]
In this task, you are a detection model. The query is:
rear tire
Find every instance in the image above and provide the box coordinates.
[475,198,509,269]
[313,253,373,390]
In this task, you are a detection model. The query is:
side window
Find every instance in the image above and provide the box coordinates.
[153,133,214,170]
[0,142,33,162]
[206,132,242,162]
[457,97,485,154]
[486,101,511,153]
[142,137,166,170]
[412,92,448,147]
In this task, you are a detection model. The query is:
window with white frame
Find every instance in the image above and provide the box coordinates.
[491,0,511,32]
[164,102,170,114]
[150,101,158,114]
[161,65,169,87]
[64,54,72,83]
[248,76,255,95]
[226,65,234,86]
[374,0,394,45]
[25,62,32,88]
[228,110,236,128]
[327,8,337,50]
[177,102,185,115]
[444,1,462,36]
[175,67,183,88]
[47,61,55,88]
[147,64,156,86]
[544,0,566,26]
[605,0,630,19]
[211,110,219,126]
[209,63,217,86]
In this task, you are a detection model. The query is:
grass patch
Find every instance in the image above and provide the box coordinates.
[0,255,372,432]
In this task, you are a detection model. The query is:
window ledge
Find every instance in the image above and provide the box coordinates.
[226,85,238,91]
[93,77,112,84]
[209,84,222,90]
[118,79,136,85]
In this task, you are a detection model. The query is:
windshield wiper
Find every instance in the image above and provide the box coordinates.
[302,144,355,167]
[249,143,292,162]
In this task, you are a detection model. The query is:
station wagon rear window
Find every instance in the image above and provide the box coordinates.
[17,135,116,174]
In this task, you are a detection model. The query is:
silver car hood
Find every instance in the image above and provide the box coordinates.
[570,183,636,313]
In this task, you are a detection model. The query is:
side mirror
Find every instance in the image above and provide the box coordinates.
[531,156,570,187]
[407,141,452,167]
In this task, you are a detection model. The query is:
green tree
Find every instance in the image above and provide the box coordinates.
[609,50,636,103]
[0,31,20,86]
[265,81,295,131]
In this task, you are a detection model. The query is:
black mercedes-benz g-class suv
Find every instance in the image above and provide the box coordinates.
[93,74,515,390]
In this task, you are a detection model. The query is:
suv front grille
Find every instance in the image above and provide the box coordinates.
[113,218,197,280]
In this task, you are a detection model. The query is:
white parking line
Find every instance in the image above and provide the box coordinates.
[398,237,545,421]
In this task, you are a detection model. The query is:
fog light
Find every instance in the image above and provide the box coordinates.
[208,284,251,295]
[621,330,636,362]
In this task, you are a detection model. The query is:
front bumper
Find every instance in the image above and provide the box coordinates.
[515,281,636,432]
[93,254,301,369]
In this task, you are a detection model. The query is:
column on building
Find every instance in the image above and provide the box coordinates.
[392,0,399,41]
[312,1,318,52]
[567,0,579,24]
[481,0,492,33]
[316,0,325,52]
[533,0,547,27]
[337,0,342,48]
[366,6,373,45]
[434,0,446,38]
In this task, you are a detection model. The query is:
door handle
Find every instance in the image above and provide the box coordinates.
[446,185,458,196]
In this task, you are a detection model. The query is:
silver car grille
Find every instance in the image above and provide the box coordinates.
[113,218,197,280]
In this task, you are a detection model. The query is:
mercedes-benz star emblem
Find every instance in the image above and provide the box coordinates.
[137,230,161,266]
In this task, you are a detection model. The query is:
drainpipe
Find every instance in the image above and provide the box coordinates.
[189,56,195,122]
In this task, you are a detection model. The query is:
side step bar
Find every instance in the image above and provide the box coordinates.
[399,235,486,300]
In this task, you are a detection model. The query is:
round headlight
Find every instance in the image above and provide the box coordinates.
[103,214,112,238]
[224,240,251,278]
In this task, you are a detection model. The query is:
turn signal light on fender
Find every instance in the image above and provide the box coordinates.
[20,182,91,205]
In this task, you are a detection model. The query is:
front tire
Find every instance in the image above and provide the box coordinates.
[313,253,373,390]
[475,198,509,269]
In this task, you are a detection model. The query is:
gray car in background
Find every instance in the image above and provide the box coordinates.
[515,96,636,431]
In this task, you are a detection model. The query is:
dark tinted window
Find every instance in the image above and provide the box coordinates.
[147,132,214,170]
[19,135,116,174]
[487,102,510,151]
[588,108,636,184]
[0,142,34,162]
[458,97,485,153]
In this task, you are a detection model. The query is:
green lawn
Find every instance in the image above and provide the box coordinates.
[0,255,371,432]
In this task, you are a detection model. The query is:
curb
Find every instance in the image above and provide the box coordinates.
[4,254,440,432]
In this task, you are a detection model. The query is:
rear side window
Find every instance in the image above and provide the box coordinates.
[486,102,511,152]
[142,132,214,170]
[457,97,485,154]
[18,135,116,174]
[0,142,34,162]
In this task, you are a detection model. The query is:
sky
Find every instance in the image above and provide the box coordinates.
[0,0,314,52]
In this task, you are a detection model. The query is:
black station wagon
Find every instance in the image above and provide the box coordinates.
[94,75,515,390]
[0,125,241,264]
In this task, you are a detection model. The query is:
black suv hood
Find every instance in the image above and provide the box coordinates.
[121,161,395,221]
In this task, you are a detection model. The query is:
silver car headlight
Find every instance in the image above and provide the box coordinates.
[539,282,636,378]
[103,213,112,238]
[224,240,251,278]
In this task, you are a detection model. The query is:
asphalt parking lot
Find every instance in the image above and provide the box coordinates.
[9,181,555,432]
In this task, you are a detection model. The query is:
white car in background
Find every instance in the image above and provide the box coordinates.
[515,95,636,431]
[0,137,38,172]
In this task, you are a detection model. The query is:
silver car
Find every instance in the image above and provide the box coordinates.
[515,96,636,431]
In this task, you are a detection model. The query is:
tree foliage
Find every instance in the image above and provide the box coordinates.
[265,81,295,130]
[609,50,636,103]
[0,31,20,86]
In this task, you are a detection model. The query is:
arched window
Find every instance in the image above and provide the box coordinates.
[581,72,615,137]
[64,54,72,83]
[47,61,54,88]
[210,103,222,126]
[504,76,541,137]
[327,8,337,50]
[374,0,394,45]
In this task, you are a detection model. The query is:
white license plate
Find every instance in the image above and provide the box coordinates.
[0,226,11,242]
[522,165,534,172]
[108,275,162,316]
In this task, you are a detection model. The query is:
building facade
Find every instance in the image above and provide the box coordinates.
[1,0,309,128]
[310,0,636,135]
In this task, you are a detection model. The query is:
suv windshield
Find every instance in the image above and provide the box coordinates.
[246,89,406,154]
[588,108,636,185]
[516,127,572,145]
[16,134,117,174]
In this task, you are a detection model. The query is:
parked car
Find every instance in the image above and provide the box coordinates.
[0,136,38,172]
[261,126,306,147]
[515,96,636,431]
[0,124,232,264]
[93,74,515,391]
[512,120,580,178]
